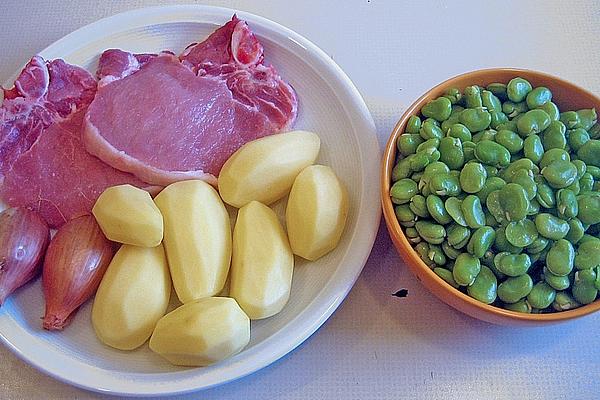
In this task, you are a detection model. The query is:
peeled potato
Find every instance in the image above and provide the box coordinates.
[230,201,294,319]
[218,131,320,208]
[92,244,171,350]
[149,297,250,367]
[154,180,231,303]
[92,184,163,247]
[286,165,349,261]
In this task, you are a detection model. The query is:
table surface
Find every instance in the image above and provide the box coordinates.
[1,1,600,399]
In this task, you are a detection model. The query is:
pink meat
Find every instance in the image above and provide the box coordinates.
[0,57,153,228]
[84,15,298,186]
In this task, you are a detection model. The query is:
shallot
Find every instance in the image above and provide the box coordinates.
[0,207,50,305]
[42,215,114,330]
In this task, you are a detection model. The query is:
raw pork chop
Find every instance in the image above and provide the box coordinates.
[0,57,152,228]
[84,15,298,186]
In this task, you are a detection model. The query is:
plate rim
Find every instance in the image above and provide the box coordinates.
[0,4,381,396]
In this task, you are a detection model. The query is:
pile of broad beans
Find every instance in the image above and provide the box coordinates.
[391,77,600,313]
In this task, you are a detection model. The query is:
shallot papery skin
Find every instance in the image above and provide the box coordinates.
[0,207,50,305]
[42,215,114,330]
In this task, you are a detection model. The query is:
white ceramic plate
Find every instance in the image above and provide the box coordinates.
[0,5,380,396]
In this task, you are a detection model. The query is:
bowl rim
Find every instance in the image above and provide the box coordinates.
[381,67,600,324]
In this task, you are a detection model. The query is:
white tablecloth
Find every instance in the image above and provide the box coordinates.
[1,1,599,399]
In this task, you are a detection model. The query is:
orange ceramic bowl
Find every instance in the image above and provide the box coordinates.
[381,68,600,325]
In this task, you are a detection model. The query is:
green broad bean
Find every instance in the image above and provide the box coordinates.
[404,225,420,242]
[477,176,507,203]
[572,269,598,304]
[505,219,538,247]
[422,97,452,122]
[415,242,434,267]
[461,195,486,228]
[392,156,413,181]
[500,158,537,181]
[552,291,581,311]
[560,111,580,129]
[556,188,578,219]
[546,239,575,276]
[541,120,566,150]
[395,204,417,227]
[415,220,446,245]
[577,139,600,167]
[397,134,425,156]
[497,274,534,303]
[535,213,570,240]
[574,240,600,270]
[527,198,541,215]
[490,111,509,129]
[579,172,594,192]
[409,151,432,172]
[484,209,499,227]
[438,136,465,170]
[434,267,459,288]
[517,109,551,136]
[587,165,600,179]
[429,173,461,196]
[538,101,560,121]
[504,299,532,313]
[535,180,555,208]
[526,236,550,254]
[482,90,502,112]
[459,162,487,193]
[527,282,556,309]
[445,198,469,227]
[565,218,585,244]
[486,190,506,224]
[448,123,472,142]
[544,267,571,291]
[542,160,578,189]
[427,244,447,266]
[526,87,552,109]
[467,226,496,258]
[441,111,462,133]
[453,253,481,286]
[460,107,492,132]
[442,241,461,260]
[462,141,477,162]
[419,119,444,140]
[568,128,590,152]
[443,88,462,105]
[472,129,497,143]
[577,194,600,225]
[576,108,597,131]
[486,83,508,101]
[499,183,530,221]
[467,266,498,304]
[495,130,523,154]
[475,140,511,168]
[502,101,528,118]
[406,115,422,134]
[426,195,453,225]
[409,194,429,218]
[497,119,518,132]
[390,178,418,204]
[507,77,533,102]
[494,252,531,277]
[494,225,523,253]
[446,223,471,249]
[572,159,587,179]
[464,86,483,108]
[523,134,544,164]
[510,169,537,200]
